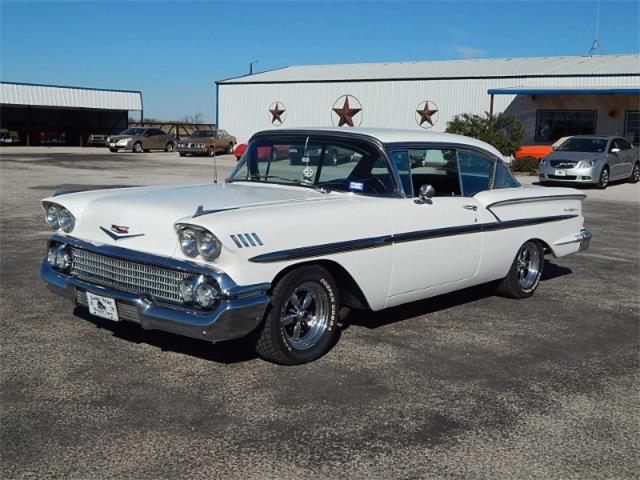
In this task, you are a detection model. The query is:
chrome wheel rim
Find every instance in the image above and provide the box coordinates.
[134,143,142,152]
[600,169,609,187]
[633,165,639,182]
[208,148,215,157]
[281,282,329,351]
[517,243,540,290]
[166,143,173,152]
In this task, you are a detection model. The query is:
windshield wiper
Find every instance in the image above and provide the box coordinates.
[227,176,329,193]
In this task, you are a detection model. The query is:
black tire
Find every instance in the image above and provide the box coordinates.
[226,143,234,154]
[132,142,143,153]
[179,153,186,157]
[597,166,609,189]
[109,148,118,153]
[629,162,639,184]
[207,147,215,157]
[497,240,544,299]
[164,142,174,152]
[253,265,339,365]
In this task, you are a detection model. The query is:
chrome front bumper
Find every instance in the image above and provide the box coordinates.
[40,236,271,343]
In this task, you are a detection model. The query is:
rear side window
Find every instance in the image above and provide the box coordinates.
[457,150,493,196]
[493,161,520,189]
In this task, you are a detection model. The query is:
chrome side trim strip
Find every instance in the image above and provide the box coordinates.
[249,215,578,263]
[485,194,586,210]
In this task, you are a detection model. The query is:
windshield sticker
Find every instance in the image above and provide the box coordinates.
[302,166,315,181]
[349,181,364,191]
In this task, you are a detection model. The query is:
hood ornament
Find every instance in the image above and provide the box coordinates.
[100,225,145,241]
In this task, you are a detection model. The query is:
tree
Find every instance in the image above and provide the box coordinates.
[181,113,205,124]
[445,112,524,156]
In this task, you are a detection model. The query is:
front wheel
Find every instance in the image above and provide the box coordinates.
[109,148,118,153]
[597,166,609,189]
[132,142,143,153]
[253,265,339,365]
[497,240,544,299]
[629,162,639,184]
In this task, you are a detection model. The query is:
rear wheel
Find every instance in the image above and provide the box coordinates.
[179,153,186,157]
[253,265,339,365]
[226,143,234,154]
[164,142,174,152]
[132,142,143,153]
[629,162,639,184]
[207,147,215,157]
[597,166,609,189]
[497,240,544,299]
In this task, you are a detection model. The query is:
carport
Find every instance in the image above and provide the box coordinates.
[487,85,640,145]
[0,82,143,146]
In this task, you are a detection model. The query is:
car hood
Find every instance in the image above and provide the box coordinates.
[545,151,603,161]
[43,182,330,257]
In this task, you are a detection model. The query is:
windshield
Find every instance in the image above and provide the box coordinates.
[120,128,146,136]
[558,137,608,153]
[229,135,397,196]
[190,130,214,138]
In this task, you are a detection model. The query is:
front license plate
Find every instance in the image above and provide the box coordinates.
[554,169,566,176]
[86,292,119,321]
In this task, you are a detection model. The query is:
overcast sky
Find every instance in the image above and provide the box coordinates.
[2,1,638,122]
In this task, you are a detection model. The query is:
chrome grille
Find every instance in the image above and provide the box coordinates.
[69,248,195,304]
[550,160,578,168]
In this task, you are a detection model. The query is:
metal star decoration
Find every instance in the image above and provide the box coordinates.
[269,102,286,124]
[416,101,439,127]
[332,96,362,127]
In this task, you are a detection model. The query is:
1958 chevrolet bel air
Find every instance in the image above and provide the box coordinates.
[41,128,592,364]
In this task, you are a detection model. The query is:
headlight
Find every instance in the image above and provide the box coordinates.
[116,138,130,146]
[176,225,222,261]
[178,228,198,257]
[578,160,597,168]
[58,208,75,233]
[45,204,60,229]
[198,231,220,260]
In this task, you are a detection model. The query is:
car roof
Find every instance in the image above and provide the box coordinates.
[254,127,505,158]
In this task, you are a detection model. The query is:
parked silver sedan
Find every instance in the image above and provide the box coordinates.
[106,128,175,153]
[539,136,639,189]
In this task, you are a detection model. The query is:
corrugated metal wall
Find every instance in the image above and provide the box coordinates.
[218,75,640,143]
[0,83,142,111]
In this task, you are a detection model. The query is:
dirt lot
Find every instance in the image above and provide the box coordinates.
[1,147,639,479]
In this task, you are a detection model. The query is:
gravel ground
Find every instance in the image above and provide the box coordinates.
[1,147,638,479]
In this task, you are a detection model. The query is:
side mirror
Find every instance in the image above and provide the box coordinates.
[417,184,435,204]
[552,145,558,151]
[610,147,621,154]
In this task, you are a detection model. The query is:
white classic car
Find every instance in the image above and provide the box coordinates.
[41,128,592,364]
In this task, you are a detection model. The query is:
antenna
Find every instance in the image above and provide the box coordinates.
[588,0,604,56]
[249,59,258,75]
[213,147,218,184]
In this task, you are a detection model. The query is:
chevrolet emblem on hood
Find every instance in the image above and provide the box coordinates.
[100,225,145,241]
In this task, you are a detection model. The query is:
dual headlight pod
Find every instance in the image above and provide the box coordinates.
[44,202,76,233]
[578,159,598,168]
[176,224,221,261]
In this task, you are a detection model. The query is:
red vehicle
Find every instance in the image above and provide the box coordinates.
[38,131,67,145]
[233,143,290,161]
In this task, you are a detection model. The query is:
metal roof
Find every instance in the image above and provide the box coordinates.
[0,81,143,110]
[218,55,640,84]
[488,85,640,95]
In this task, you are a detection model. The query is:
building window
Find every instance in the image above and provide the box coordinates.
[535,110,597,143]
[625,111,640,145]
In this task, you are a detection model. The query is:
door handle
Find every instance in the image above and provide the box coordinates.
[463,205,478,211]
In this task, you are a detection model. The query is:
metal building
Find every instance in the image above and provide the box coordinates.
[216,55,640,146]
[0,82,143,146]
